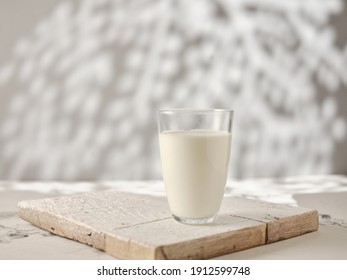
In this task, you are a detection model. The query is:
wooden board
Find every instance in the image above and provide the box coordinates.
[17,191,318,259]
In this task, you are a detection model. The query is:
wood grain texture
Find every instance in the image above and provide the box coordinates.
[220,197,319,243]
[18,190,318,259]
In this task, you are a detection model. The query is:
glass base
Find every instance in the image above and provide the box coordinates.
[173,214,215,225]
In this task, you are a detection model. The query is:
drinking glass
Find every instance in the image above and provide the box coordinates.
[158,109,233,224]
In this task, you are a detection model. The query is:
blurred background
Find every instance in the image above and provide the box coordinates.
[0,0,346,181]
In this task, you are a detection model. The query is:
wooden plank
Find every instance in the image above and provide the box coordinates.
[18,191,171,251]
[18,190,318,259]
[220,197,319,243]
[106,214,265,259]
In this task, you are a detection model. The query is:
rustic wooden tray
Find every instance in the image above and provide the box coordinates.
[18,191,318,259]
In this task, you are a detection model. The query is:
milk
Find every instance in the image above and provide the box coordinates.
[159,129,231,220]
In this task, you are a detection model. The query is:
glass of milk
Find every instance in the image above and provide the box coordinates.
[158,109,233,225]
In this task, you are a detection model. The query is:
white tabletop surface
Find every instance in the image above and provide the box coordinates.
[1,175,347,260]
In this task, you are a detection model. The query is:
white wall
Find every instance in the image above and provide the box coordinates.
[0,0,346,180]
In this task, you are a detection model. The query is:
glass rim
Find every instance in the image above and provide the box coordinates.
[159,108,233,114]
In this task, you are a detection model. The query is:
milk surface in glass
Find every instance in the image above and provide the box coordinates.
[159,129,231,220]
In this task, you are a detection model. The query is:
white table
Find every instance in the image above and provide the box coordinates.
[1,175,347,259]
